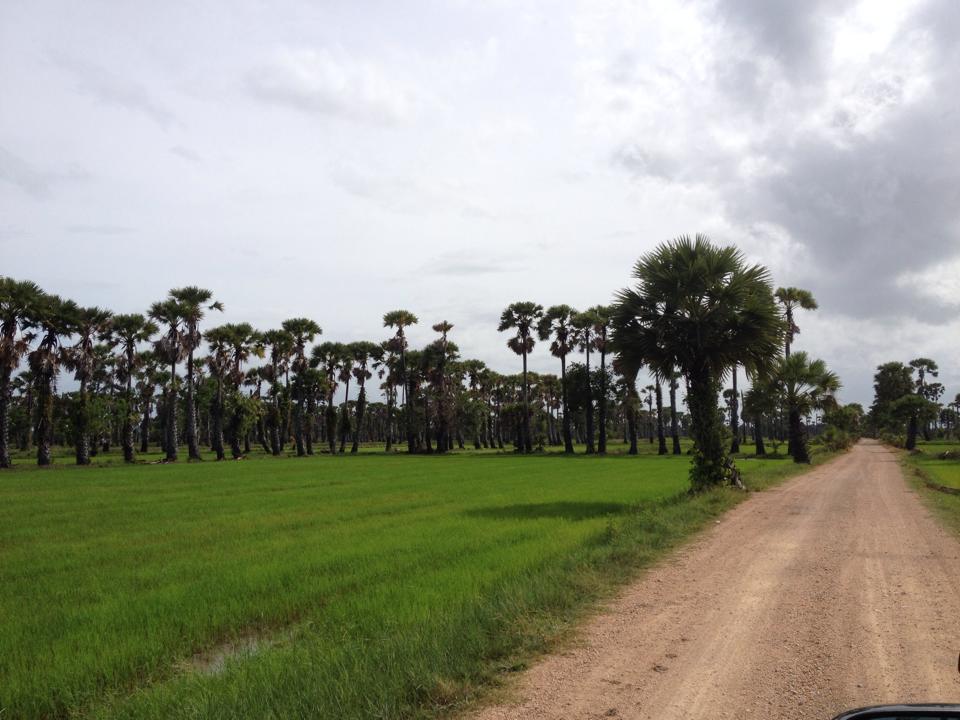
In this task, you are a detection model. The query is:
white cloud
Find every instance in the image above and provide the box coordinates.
[247,47,417,125]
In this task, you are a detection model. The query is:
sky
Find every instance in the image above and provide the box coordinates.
[1,0,959,407]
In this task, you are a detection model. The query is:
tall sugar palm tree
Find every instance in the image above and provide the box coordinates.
[204,325,232,460]
[149,299,186,461]
[383,310,418,453]
[29,294,78,466]
[65,306,113,465]
[261,328,293,455]
[430,322,454,452]
[537,305,577,453]
[498,301,543,454]
[110,313,157,463]
[774,287,817,358]
[169,287,223,460]
[281,318,322,457]
[773,351,840,463]
[573,310,597,454]
[224,323,262,458]
[337,345,355,454]
[311,341,344,454]
[590,305,612,453]
[348,341,381,453]
[613,235,782,490]
[0,278,43,468]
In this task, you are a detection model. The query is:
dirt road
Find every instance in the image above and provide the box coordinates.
[473,440,960,720]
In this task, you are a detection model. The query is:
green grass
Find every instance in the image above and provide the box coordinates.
[901,440,960,538]
[0,445,834,720]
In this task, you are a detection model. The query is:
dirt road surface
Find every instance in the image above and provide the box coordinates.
[472,440,960,720]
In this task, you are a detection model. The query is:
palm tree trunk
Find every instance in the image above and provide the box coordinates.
[339,377,350,454]
[906,413,919,451]
[75,377,91,465]
[0,370,11,468]
[294,379,306,457]
[521,348,531,453]
[789,407,810,462]
[557,356,572,453]
[656,381,667,455]
[754,414,766,456]
[351,381,366,454]
[402,350,415,454]
[211,379,225,460]
[385,387,394,452]
[687,367,726,490]
[166,361,178,461]
[730,366,740,453]
[185,351,200,460]
[140,395,150,454]
[584,347,595,454]
[36,371,53,466]
[306,392,315,455]
[669,377,681,455]
[122,372,134,463]
[627,396,638,455]
[598,350,607,453]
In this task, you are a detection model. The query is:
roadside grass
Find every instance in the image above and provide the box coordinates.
[901,440,960,536]
[1,446,835,720]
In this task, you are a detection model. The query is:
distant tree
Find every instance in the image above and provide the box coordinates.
[667,370,682,454]
[383,310,419,454]
[910,357,939,441]
[109,313,157,463]
[262,329,293,455]
[538,304,578,454]
[348,341,382,453]
[282,318,322,457]
[773,352,840,463]
[590,305,613,454]
[613,235,782,490]
[498,302,543,454]
[0,278,43,468]
[29,295,78,466]
[869,362,915,434]
[169,287,223,460]
[149,299,186,461]
[774,287,817,358]
[64,306,113,465]
[573,310,598,454]
[311,341,344,454]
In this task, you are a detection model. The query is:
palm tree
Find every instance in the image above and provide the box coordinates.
[204,325,232,460]
[643,384,655,443]
[110,313,157,463]
[383,310,418,454]
[613,235,783,490]
[0,278,43,468]
[910,357,939,441]
[337,345,355,454]
[743,380,778,456]
[169,287,223,461]
[590,306,612,453]
[430,322,454,453]
[774,287,817,358]
[65,306,113,465]
[773,352,839,462]
[135,351,163,454]
[29,294,78,466]
[281,318,322,457]
[498,301,543,454]
[573,310,597,454]
[537,305,577,453]
[149,299,186,461]
[261,329,293,455]
[311,341,344,454]
[224,323,262,458]
[613,356,640,455]
[348,341,381,453]
[655,380,667,455]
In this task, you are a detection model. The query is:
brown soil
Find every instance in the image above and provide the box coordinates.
[471,440,960,720]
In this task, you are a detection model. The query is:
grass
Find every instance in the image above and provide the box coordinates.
[1,443,835,719]
[900,439,960,537]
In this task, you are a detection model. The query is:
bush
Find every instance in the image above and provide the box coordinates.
[812,426,856,451]
[880,431,905,448]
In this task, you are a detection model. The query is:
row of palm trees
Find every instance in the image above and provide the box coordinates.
[2,236,848,488]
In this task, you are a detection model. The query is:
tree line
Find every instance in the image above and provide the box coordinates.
[869,357,959,449]
[2,236,863,489]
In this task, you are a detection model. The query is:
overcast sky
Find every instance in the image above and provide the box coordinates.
[2,0,958,406]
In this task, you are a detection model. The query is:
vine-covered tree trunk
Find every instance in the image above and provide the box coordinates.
[687,368,728,491]
[656,381,667,455]
[789,407,810,463]
[669,377,681,455]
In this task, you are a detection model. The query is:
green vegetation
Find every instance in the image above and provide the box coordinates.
[901,441,960,545]
[1,447,833,719]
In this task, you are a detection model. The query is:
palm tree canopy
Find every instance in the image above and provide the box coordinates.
[497,301,543,336]
[383,310,418,331]
[0,278,44,373]
[281,318,322,345]
[612,234,783,381]
[774,351,840,415]
[537,304,578,358]
[774,287,818,311]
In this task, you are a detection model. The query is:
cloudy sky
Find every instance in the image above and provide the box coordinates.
[1,0,958,405]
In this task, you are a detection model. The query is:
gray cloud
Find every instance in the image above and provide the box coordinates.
[0,146,89,198]
[49,53,176,128]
